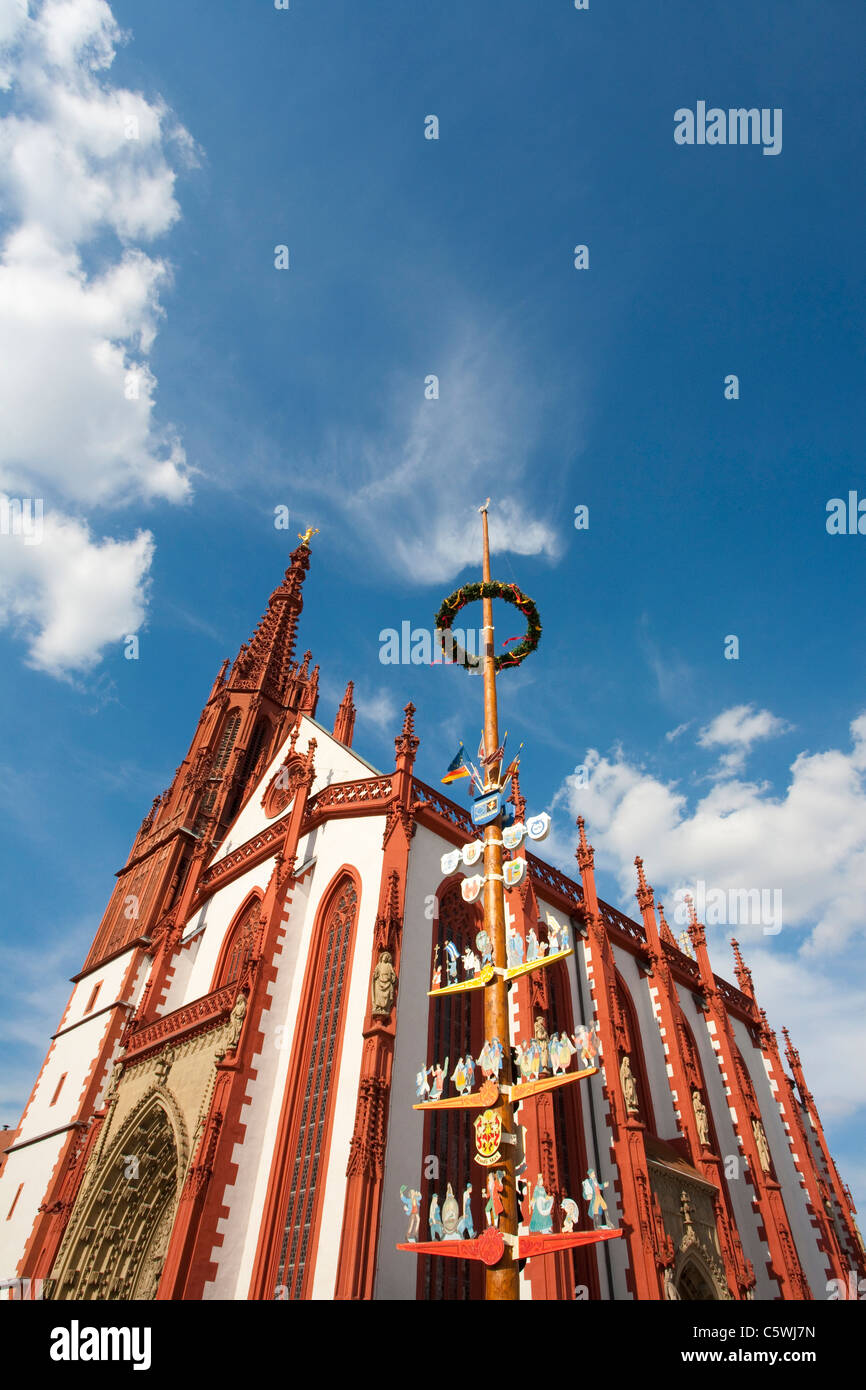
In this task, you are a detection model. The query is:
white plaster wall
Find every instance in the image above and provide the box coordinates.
[168,861,277,1011]
[211,717,382,865]
[0,949,148,1282]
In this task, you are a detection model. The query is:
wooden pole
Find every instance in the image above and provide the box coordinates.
[479,504,520,1301]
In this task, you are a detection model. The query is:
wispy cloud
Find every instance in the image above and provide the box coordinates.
[302,322,565,584]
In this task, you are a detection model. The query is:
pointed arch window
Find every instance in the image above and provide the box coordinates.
[213,898,260,992]
[200,709,242,821]
[274,873,359,1298]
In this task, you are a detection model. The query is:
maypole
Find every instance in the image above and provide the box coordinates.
[477,500,519,1300]
[397,500,621,1300]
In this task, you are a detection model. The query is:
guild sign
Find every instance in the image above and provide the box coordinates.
[502,822,526,851]
[462,840,483,867]
[503,858,526,888]
[472,792,502,827]
[526,812,551,842]
[474,1108,503,1166]
[461,875,483,903]
[440,849,461,875]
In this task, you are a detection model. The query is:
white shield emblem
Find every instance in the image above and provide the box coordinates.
[502,822,525,850]
[440,849,461,875]
[503,858,526,888]
[462,840,483,866]
[526,812,551,842]
[461,875,483,903]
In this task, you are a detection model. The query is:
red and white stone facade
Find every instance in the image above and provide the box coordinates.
[0,547,862,1300]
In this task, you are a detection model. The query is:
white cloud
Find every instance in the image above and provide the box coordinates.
[0,499,154,676]
[306,326,563,584]
[698,703,793,775]
[353,685,400,735]
[665,720,691,743]
[555,711,866,955]
[0,0,197,675]
[551,710,866,1211]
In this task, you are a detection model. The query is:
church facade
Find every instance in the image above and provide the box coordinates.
[0,544,862,1301]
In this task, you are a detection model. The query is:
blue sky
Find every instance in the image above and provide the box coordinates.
[0,0,864,1217]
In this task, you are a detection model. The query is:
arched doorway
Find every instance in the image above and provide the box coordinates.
[677,1255,722,1301]
[49,1097,184,1301]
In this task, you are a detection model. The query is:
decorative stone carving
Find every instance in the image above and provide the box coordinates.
[620,1053,640,1114]
[692,1089,710,1147]
[663,1265,681,1300]
[370,950,397,1017]
[680,1189,696,1244]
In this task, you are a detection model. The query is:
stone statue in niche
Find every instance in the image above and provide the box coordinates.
[619,1054,640,1114]
[223,995,247,1053]
[155,1047,175,1088]
[371,950,397,1016]
[663,1265,681,1300]
[752,1117,772,1173]
[692,1088,710,1147]
[533,1015,551,1075]
[103,1061,123,1105]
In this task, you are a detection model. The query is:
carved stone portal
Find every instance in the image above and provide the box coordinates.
[48,1097,184,1301]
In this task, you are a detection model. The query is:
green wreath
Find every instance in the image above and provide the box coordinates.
[434,581,542,672]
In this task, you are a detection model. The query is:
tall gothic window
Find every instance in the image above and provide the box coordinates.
[200,709,242,822]
[418,881,483,1301]
[275,875,359,1299]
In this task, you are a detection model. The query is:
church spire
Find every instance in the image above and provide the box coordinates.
[230,540,312,703]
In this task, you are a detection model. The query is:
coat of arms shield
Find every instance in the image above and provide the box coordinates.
[474,1108,503,1166]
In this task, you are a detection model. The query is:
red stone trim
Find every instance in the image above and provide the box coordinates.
[123,986,237,1063]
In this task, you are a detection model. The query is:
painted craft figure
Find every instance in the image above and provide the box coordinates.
[526,927,542,962]
[507,923,524,969]
[475,928,493,968]
[550,1031,577,1076]
[561,1196,580,1232]
[428,1057,449,1102]
[429,1192,443,1241]
[441,1183,461,1240]
[583,1169,613,1229]
[529,1175,555,1233]
[400,1186,421,1242]
[464,1054,476,1091]
[431,945,442,991]
[415,1065,430,1101]
[461,945,480,980]
[514,1037,540,1083]
[459,1183,475,1239]
[444,940,459,986]
[484,1169,505,1228]
[478,1035,505,1082]
[451,1056,472,1096]
[545,914,568,956]
[575,1022,601,1069]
